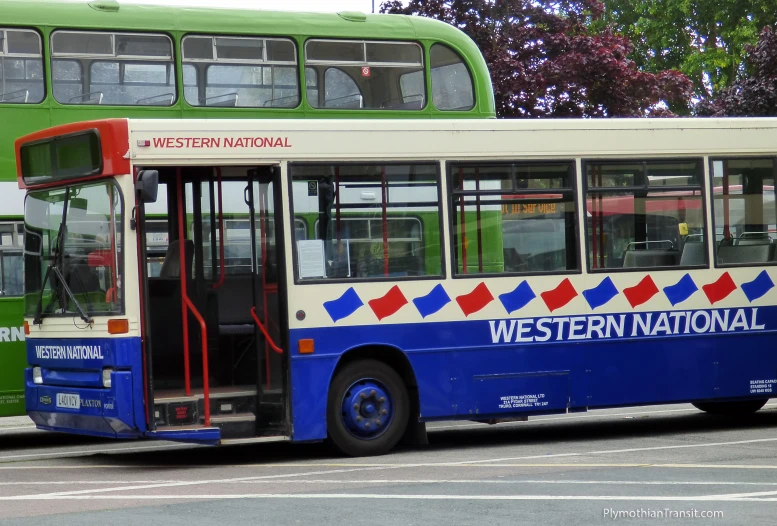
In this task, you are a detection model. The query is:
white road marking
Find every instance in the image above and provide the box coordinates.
[2,493,777,502]
[445,437,777,466]
[0,426,37,432]
[0,442,194,462]
[33,466,398,498]
[5,479,777,486]
[708,489,777,499]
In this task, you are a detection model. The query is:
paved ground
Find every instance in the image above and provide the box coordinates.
[1,403,777,525]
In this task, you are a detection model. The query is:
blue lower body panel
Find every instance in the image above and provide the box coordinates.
[289,307,777,442]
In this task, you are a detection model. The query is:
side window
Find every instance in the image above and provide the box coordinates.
[430,44,474,111]
[711,158,777,266]
[586,160,706,270]
[323,68,361,108]
[51,31,175,106]
[0,222,24,296]
[451,162,578,275]
[290,163,441,280]
[0,29,44,104]
[304,40,425,110]
[182,36,299,108]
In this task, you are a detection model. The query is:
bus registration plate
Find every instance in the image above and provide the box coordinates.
[56,393,80,409]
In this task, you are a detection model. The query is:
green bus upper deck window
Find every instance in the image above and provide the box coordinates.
[183,35,299,109]
[304,40,425,110]
[430,44,474,111]
[0,28,44,104]
[51,30,175,106]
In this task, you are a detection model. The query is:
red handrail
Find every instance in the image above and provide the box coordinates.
[213,168,226,289]
[175,168,211,427]
[250,307,283,355]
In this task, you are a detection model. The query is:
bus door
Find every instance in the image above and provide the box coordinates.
[141,165,288,443]
[247,166,289,437]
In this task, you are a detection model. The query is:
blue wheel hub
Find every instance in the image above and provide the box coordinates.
[340,379,393,439]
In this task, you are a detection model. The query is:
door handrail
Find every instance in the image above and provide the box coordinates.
[176,168,211,427]
[250,306,283,354]
[212,168,226,289]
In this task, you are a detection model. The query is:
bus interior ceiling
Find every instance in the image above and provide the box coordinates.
[144,165,286,436]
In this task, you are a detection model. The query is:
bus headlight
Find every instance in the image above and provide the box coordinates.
[32,367,43,385]
[102,369,113,389]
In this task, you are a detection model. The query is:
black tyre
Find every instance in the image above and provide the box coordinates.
[327,359,409,457]
[692,399,768,415]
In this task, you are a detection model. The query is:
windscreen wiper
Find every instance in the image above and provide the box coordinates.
[32,190,93,326]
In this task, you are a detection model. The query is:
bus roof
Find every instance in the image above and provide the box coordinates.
[2,0,467,45]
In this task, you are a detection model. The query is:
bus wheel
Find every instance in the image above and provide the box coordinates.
[692,399,768,415]
[327,359,409,457]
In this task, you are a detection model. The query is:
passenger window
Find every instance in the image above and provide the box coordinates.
[586,160,707,270]
[304,67,319,106]
[0,222,23,296]
[451,162,578,275]
[305,40,425,110]
[711,158,777,266]
[0,29,44,104]
[430,44,474,111]
[182,35,299,108]
[51,31,175,106]
[290,163,441,280]
[323,68,361,108]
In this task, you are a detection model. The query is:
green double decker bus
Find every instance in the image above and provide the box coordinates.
[0,0,495,419]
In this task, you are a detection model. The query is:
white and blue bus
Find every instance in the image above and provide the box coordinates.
[17,117,777,456]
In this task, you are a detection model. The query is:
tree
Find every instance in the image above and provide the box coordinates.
[696,26,777,116]
[381,0,693,118]
[597,1,777,100]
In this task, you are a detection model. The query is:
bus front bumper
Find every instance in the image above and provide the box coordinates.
[25,368,142,439]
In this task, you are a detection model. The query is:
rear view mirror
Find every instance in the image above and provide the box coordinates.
[135,170,159,204]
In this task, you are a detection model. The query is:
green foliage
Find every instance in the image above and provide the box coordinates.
[696,26,777,116]
[597,0,777,99]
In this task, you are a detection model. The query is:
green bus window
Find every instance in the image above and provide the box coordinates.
[430,44,474,111]
[51,30,175,106]
[290,163,442,281]
[182,35,299,108]
[710,158,777,267]
[323,68,362,109]
[305,67,319,106]
[451,162,578,275]
[586,160,706,270]
[304,40,425,110]
[0,29,44,104]
[0,223,23,297]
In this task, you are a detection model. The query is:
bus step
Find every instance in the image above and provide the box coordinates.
[153,387,257,427]
[211,413,257,439]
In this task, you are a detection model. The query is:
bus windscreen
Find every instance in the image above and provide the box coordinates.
[20,131,102,186]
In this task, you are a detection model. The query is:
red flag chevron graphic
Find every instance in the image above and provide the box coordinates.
[540,278,578,312]
[623,275,659,308]
[456,282,494,316]
[368,285,408,320]
[702,272,737,305]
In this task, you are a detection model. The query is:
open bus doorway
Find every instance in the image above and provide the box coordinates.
[138,165,288,441]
